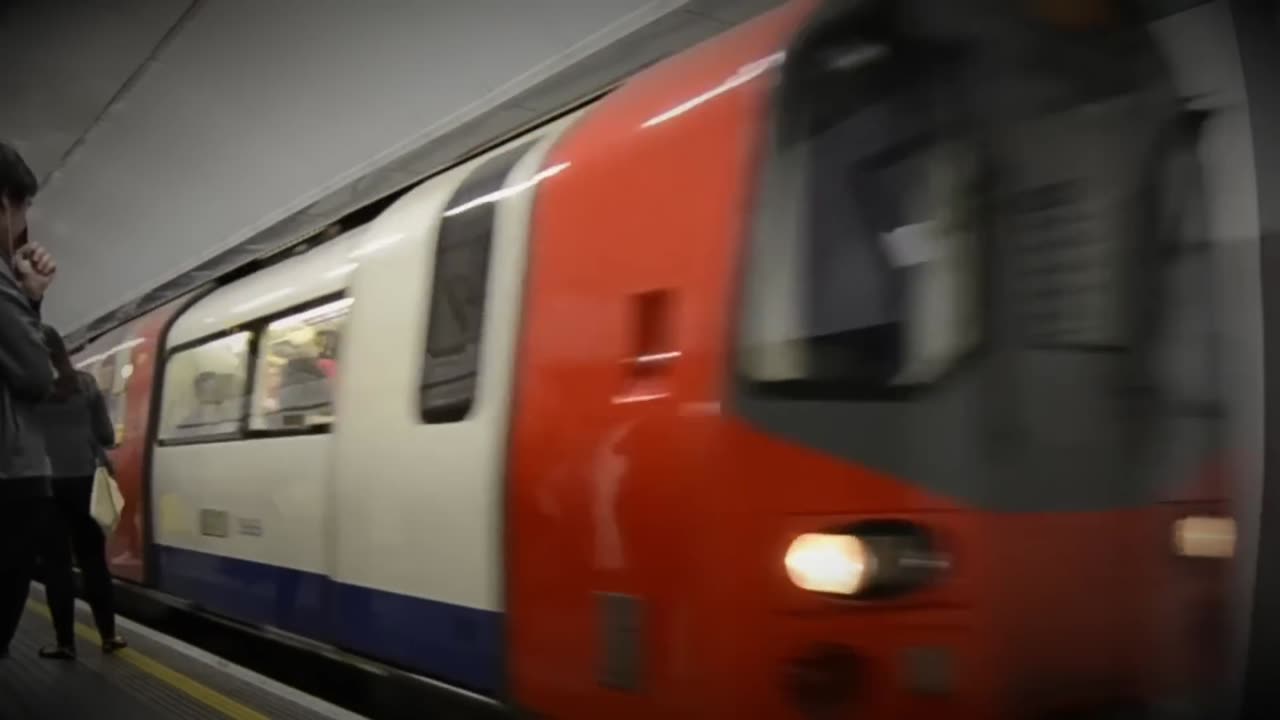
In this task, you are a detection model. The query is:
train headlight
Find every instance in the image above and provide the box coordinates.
[785,521,948,598]
[785,533,871,595]
[1173,516,1236,559]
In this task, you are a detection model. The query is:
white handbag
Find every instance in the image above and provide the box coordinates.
[90,462,126,533]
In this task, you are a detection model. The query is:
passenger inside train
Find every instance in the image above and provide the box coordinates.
[172,372,239,439]
[253,298,348,429]
[160,332,249,441]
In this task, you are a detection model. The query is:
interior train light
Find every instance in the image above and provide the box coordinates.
[785,533,870,595]
[1173,516,1236,559]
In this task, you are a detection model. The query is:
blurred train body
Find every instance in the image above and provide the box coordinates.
[70,1,1234,717]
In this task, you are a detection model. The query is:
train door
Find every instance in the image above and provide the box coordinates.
[149,238,359,638]
[328,119,575,696]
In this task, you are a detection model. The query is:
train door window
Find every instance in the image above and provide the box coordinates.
[249,296,353,431]
[158,331,252,443]
[419,143,529,423]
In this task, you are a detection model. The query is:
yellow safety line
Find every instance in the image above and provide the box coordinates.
[25,601,269,720]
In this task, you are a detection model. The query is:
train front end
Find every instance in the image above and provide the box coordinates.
[508,1,1233,717]
[725,0,1232,717]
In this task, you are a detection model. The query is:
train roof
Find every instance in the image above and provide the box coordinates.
[167,225,373,347]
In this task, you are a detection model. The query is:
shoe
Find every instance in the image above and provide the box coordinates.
[38,645,76,660]
[102,637,127,654]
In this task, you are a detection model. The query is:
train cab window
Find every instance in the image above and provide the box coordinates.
[419,144,528,423]
[731,5,1217,508]
[158,331,252,443]
[738,11,1211,392]
[737,34,983,396]
[249,297,352,431]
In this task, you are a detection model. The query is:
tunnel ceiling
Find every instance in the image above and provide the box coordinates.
[0,0,193,183]
[0,0,783,334]
[0,0,1212,184]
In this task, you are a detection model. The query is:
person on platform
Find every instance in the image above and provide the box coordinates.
[0,141,59,657]
[34,326,126,659]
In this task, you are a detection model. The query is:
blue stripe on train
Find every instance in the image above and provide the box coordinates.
[154,545,503,695]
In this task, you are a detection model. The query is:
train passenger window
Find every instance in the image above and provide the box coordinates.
[158,331,252,443]
[249,297,352,431]
[419,143,529,423]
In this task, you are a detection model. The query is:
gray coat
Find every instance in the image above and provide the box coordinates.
[0,260,53,484]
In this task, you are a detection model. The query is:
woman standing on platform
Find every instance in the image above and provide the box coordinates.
[34,326,126,659]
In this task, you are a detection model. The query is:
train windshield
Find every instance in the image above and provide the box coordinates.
[733,9,1219,508]
[737,39,982,394]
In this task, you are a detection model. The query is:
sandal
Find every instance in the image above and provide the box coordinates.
[102,637,128,654]
[38,645,76,660]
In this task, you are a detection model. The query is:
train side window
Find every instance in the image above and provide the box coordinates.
[249,296,352,431]
[157,331,252,443]
[419,143,529,423]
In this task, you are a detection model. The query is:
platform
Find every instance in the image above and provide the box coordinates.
[0,586,367,720]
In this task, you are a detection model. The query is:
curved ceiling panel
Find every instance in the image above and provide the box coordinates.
[27,0,784,337]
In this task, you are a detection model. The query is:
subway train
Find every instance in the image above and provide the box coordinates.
[68,0,1236,717]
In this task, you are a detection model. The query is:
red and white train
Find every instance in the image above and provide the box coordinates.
[70,0,1236,717]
